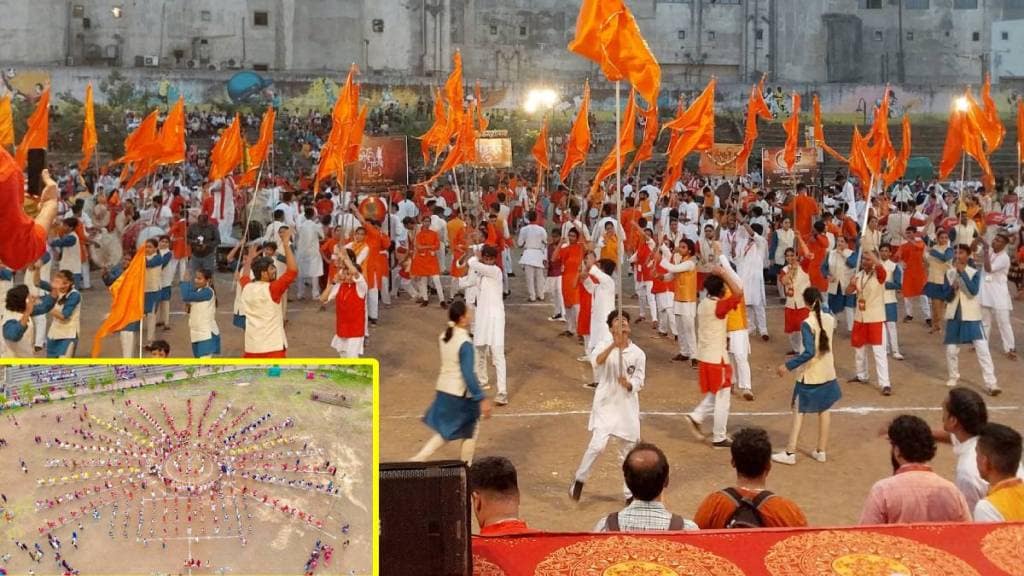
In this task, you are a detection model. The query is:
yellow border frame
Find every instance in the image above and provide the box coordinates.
[0,357,380,576]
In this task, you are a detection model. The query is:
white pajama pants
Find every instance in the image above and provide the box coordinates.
[119,331,138,358]
[637,281,655,319]
[547,276,564,317]
[689,387,732,443]
[729,330,751,392]
[475,345,507,395]
[885,321,902,355]
[524,265,545,301]
[380,275,392,305]
[158,298,171,327]
[33,315,46,349]
[674,301,697,357]
[413,276,445,303]
[747,304,768,336]
[982,307,1016,353]
[855,333,890,388]
[367,288,380,321]
[947,341,998,389]
[294,276,320,300]
[573,430,635,499]
[81,259,91,289]
[565,305,579,336]
[655,292,675,335]
[788,332,804,354]
[904,295,931,320]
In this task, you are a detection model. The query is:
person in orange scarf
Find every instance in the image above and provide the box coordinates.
[409,213,446,308]
[0,148,60,272]
[554,226,586,339]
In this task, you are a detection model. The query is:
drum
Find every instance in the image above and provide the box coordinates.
[137,225,164,249]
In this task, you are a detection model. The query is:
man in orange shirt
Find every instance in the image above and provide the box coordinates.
[409,214,446,308]
[471,456,536,536]
[693,427,808,528]
[783,183,819,239]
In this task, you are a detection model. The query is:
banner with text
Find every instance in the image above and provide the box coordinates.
[698,143,745,177]
[762,146,819,188]
[354,136,409,189]
[475,130,513,169]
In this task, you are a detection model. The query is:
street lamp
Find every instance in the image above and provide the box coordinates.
[955,96,969,112]
[523,87,558,114]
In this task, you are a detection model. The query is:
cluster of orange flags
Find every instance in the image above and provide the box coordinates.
[0,95,13,149]
[568,0,660,108]
[14,89,50,169]
[315,65,367,189]
[419,51,486,185]
[208,114,245,182]
[735,77,771,174]
[661,79,716,194]
[90,248,147,357]
[79,84,98,172]
[559,82,591,183]
[781,93,801,171]
[590,89,637,197]
[117,97,186,190]
[939,76,1004,191]
[236,107,276,188]
[419,88,449,165]
[426,99,479,184]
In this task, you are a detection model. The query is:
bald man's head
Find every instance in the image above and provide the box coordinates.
[623,443,670,502]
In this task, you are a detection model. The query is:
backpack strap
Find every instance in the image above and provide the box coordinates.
[605,512,620,532]
[750,490,775,509]
[720,487,744,505]
[668,514,686,531]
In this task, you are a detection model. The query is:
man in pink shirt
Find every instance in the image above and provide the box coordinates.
[860,414,971,524]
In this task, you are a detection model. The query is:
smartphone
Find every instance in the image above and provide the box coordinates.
[26,148,46,196]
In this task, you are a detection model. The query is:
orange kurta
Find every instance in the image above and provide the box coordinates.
[555,243,584,307]
[410,228,441,277]
[805,233,830,292]
[364,223,390,288]
[785,195,819,238]
[896,240,927,298]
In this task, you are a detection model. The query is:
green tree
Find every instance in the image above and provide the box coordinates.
[20,383,33,403]
[165,372,175,382]
[0,393,7,406]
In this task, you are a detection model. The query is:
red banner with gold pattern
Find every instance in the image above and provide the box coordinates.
[472,523,1024,575]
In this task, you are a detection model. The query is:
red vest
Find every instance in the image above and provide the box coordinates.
[335,283,366,338]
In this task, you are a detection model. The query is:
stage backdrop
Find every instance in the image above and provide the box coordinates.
[762,146,819,188]
[353,136,409,189]
[475,130,513,169]
[472,522,1024,576]
[698,143,745,177]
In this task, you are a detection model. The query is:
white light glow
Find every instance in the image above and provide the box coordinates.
[523,88,559,114]
[955,96,969,112]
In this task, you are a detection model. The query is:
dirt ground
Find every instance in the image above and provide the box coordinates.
[377,256,1024,533]
[0,369,372,575]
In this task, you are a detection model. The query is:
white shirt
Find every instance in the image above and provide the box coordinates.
[396,199,419,223]
[587,338,646,442]
[516,224,547,268]
[980,249,1013,311]
[274,201,296,227]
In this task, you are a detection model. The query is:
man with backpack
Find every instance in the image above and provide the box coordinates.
[693,427,808,529]
[593,443,697,532]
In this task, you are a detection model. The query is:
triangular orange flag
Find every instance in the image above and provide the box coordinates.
[882,116,912,189]
[0,95,13,149]
[736,77,772,173]
[152,97,186,166]
[445,52,465,126]
[532,117,550,171]
[848,127,872,188]
[237,107,275,188]
[91,248,147,357]
[14,89,49,169]
[209,114,244,181]
[663,79,716,171]
[568,0,661,107]
[591,89,637,195]
[627,103,659,174]
[813,94,848,164]
[559,82,591,183]
[782,93,801,171]
[978,75,1005,152]
[418,87,448,165]
[343,105,369,166]
[79,84,98,172]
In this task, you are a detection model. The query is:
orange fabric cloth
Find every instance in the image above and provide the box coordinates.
[737,77,772,173]
[698,361,732,394]
[896,240,927,298]
[805,234,830,292]
[590,89,637,196]
[784,195,819,238]
[559,82,591,183]
[555,243,584,307]
[91,248,146,357]
[0,95,13,148]
[209,114,244,181]
[151,97,186,166]
[79,84,97,172]
[627,103,659,173]
[782,92,801,171]
[694,488,808,529]
[478,520,537,536]
[578,276,592,336]
[532,117,549,170]
[364,223,389,289]
[14,89,49,169]
[0,147,48,270]
[237,107,276,188]
[410,228,441,277]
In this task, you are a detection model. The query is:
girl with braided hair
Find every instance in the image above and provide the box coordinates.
[772,287,842,466]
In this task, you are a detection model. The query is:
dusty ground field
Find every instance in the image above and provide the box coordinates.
[0,368,372,575]
[377,255,1024,533]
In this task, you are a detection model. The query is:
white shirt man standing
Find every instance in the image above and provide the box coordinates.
[516,210,548,302]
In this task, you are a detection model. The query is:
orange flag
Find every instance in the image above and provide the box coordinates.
[964,99,996,190]
[475,81,488,133]
[848,127,873,188]
[1018,100,1024,164]
[315,66,361,187]
[79,84,98,173]
[151,97,186,166]
[425,105,477,185]
[736,77,772,173]
[568,0,661,107]
[445,51,465,126]
[418,88,449,165]
[14,89,49,169]
[662,79,716,171]
[343,105,369,166]
[591,89,637,195]
[978,74,1005,152]
[0,95,13,149]
[532,117,550,171]
[882,115,912,189]
[559,81,591,183]
[209,114,244,181]
[91,248,147,357]
[782,92,801,171]
[627,103,659,174]
[813,94,847,164]
[661,126,684,195]
[236,107,276,188]
[117,109,160,190]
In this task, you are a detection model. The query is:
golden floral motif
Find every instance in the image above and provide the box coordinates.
[534,536,744,576]
[764,530,980,576]
[472,554,508,576]
[981,525,1024,576]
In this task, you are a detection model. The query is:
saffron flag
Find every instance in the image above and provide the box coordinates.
[418,87,449,165]
[0,95,13,149]
[532,117,550,171]
[117,109,160,190]
[882,115,912,189]
[79,84,98,173]
[424,104,477,184]
[315,65,361,187]
[152,96,186,166]
[847,127,873,188]
[978,74,1005,152]
[343,105,369,166]
[14,89,49,169]
[736,77,773,173]
[237,107,275,188]
[782,92,801,171]
[91,248,146,357]
[662,79,716,173]
[813,94,848,163]
[445,51,465,126]
[208,114,244,181]
[659,98,687,195]
[591,89,638,196]
[559,82,591,183]
[568,0,661,107]
[627,103,659,174]
[963,97,996,191]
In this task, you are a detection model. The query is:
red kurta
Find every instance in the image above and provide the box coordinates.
[805,234,830,292]
[335,282,366,338]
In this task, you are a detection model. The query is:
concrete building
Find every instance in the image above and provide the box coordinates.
[0,0,1020,86]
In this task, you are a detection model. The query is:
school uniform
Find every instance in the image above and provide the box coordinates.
[324,275,368,358]
[784,311,842,413]
[690,280,742,443]
[781,261,811,354]
[980,249,1015,355]
[881,259,904,358]
[851,265,891,392]
[2,295,56,358]
[823,248,856,331]
[924,245,954,300]
[944,265,999,392]
[47,288,81,358]
[663,254,697,359]
[180,282,221,358]
[143,251,172,343]
[51,234,83,286]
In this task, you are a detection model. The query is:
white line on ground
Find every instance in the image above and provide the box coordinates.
[386,404,1022,419]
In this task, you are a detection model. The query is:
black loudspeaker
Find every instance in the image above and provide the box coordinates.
[379,460,472,576]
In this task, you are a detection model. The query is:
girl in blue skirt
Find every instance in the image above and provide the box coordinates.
[772,287,842,466]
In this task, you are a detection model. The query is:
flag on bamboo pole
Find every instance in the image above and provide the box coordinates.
[90,248,146,357]
[559,81,591,183]
[847,127,873,188]
[423,104,477,185]
[882,115,912,189]
[0,95,13,149]
[662,79,716,174]
[343,105,369,165]
[978,74,1005,152]
[568,0,661,107]
[532,117,550,171]
[117,109,160,190]
[939,101,966,180]
[236,107,275,188]
[963,97,996,190]
[14,89,49,169]
[812,94,848,163]
[782,92,801,171]
[315,66,360,188]
[79,84,98,172]
[736,76,772,173]
[591,89,637,196]
[209,114,244,181]
[627,103,659,174]
[445,51,465,126]
[152,96,186,166]
[661,127,685,195]
[418,88,449,165]
[475,81,488,132]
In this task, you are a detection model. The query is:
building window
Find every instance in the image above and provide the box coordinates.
[489,24,497,35]
[874,30,883,41]
[972,31,980,41]
[1002,31,1010,41]
[252,63,269,71]
[954,0,977,8]
[1008,0,1024,7]
[372,19,384,33]
[905,0,929,8]
[200,10,211,22]
[72,4,84,17]
[519,25,527,36]
[906,31,913,41]
[707,30,716,41]
[861,0,883,9]
[755,28,763,40]
[253,11,269,26]
[677,30,686,40]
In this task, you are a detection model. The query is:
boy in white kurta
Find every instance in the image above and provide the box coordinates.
[736,222,769,339]
[978,234,1016,360]
[587,259,617,355]
[468,245,508,406]
[570,310,646,502]
[294,207,325,300]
